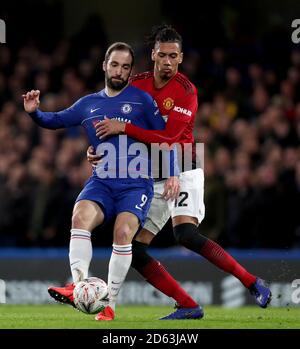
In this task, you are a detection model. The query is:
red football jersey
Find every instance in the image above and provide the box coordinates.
[126,71,198,147]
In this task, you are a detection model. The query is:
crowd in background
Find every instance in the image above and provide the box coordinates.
[0,9,300,249]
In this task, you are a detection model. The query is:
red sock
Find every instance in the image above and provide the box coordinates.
[141,259,198,308]
[200,239,256,287]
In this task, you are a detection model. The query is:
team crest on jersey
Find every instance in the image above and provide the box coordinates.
[121,103,132,114]
[163,97,174,110]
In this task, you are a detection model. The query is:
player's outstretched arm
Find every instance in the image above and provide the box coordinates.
[22,90,83,130]
[95,114,185,143]
[96,103,192,145]
[23,89,40,113]
[122,92,197,145]
[23,89,64,129]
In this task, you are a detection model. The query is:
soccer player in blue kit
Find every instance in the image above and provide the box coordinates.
[23,42,178,321]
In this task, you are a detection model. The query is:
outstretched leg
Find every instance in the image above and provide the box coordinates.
[172,219,271,308]
[131,229,204,320]
[48,200,104,306]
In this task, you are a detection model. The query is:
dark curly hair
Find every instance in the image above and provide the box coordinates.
[146,24,182,49]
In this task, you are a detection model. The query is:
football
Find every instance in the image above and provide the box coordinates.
[73,277,108,314]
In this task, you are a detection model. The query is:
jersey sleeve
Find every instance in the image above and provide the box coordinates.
[125,91,198,145]
[27,98,84,129]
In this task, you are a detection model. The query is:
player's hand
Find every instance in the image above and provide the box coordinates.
[95,117,126,139]
[22,90,40,113]
[87,146,101,167]
[162,176,180,201]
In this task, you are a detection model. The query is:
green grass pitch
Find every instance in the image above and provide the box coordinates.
[0,304,300,329]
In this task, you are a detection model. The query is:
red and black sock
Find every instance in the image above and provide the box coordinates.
[131,240,198,308]
[173,223,256,288]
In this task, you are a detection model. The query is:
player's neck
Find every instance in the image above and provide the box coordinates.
[154,71,177,89]
[105,84,128,97]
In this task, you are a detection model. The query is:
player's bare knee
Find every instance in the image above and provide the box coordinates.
[114,224,134,245]
[72,210,95,230]
[72,201,104,230]
[72,211,87,229]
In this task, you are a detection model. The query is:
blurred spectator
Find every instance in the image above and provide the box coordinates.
[25,163,66,246]
[250,164,294,248]
[223,166,255,247]
[200,156,226,241]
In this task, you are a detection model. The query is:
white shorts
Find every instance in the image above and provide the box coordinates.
[143,168,205,235]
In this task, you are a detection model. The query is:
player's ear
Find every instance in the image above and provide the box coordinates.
[178,52,183,64]
[151,49,155,62]
[102,61,106,72]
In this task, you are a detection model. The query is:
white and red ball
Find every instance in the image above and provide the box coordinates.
[73,277,108,314]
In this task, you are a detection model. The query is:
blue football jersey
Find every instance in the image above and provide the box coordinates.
[29,85,177,178]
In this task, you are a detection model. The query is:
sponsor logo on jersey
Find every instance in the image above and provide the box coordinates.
[163,97,174,110]
[92,117,131,128]
[174,106,192,116]
[121,103,132,114]
[112,116,131,124]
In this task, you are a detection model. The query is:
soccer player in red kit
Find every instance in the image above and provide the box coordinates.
[50,25,271,320]
[96,25,272,318]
